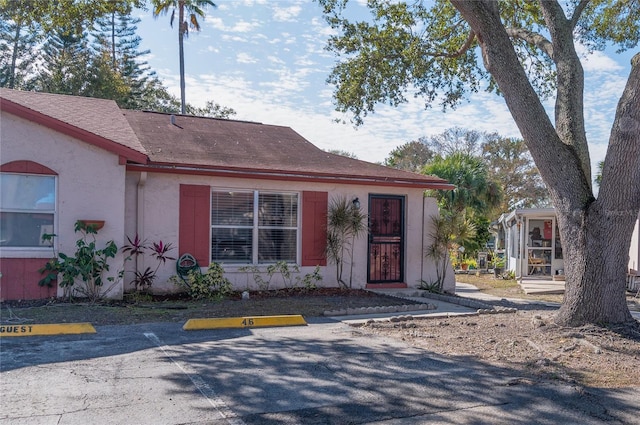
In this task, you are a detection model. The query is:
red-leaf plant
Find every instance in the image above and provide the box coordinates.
[122,234,175,293]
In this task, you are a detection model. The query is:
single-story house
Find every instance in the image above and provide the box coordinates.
[497,208,640,284]
[0,88,455,300]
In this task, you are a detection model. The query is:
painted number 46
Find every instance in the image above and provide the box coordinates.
[241,318,255,327]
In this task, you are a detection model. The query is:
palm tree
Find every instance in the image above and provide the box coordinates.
[151,0,215,114]
[425,210,476,292]
[422,152,502,215]
[326,196,367,288]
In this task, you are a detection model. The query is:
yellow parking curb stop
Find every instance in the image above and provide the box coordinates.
[0,323,96,337]
[183,315,307,330]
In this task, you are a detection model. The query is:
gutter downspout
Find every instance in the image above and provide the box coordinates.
[136,172,147,274]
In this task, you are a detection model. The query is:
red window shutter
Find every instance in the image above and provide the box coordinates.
[179,184,210,267]
[301,191,328,266]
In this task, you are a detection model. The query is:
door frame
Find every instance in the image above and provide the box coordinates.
[366,194,405,284]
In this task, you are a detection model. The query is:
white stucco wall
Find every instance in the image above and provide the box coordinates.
[124,171,443,293]
[1,113,127,298]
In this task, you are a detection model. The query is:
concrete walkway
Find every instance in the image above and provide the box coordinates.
[518,278,565,295]
[363,282,640,321]
[332,289,480,324]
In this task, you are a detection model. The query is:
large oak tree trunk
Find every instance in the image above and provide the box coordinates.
[556,204,634,325]
[452,1,640,326]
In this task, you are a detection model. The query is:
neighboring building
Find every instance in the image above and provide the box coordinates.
[0,88,454,300]
[498,208,640,281]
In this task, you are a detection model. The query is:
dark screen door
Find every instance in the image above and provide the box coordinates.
[368,195,404,283]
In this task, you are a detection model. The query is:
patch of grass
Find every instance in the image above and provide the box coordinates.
[455,273,564,303]
[456,273,518,290]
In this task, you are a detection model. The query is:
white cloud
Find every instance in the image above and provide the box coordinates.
[280,32,297,44]
[273,5,303,22]
[221,34,249,42]
[576,44,624,73]
[267,55,285,64]
[309,17,337,38]
[208,17,262,33]
[294,57,315,66]
[236,52,258,64]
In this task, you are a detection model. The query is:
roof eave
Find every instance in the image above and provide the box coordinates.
[127,162,454,190]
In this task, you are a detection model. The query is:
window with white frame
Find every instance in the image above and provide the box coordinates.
[211,190,298,264]
[0,173,56,247]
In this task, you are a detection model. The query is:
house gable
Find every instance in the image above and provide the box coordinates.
[0,89,147,164]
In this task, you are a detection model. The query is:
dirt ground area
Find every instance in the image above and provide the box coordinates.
[0,288,414,326]
[355,309,640,389]
[2,285,639,389]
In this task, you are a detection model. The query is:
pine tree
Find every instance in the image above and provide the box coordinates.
[90,11,158,109]
[0,8,42,89]
[35,26,91,95]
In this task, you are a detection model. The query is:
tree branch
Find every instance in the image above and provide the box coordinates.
[505,27,553,59]
[539,0,590,185]
[599,53,640,211]
[450,0,592,207]
[570,0,590,30]
[431,30,476,58]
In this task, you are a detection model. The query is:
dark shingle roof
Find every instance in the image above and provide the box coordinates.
[1,89,450,188]
[123,110,451,187]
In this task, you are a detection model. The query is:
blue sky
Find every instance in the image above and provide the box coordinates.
[133,0,634,172]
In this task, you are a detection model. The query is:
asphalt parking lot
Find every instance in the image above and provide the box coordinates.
[2,319,639,425]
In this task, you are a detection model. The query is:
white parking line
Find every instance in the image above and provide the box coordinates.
[144,332,246,425]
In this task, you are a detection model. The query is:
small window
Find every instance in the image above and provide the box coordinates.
[211,190,298,264]
[211,191,254,264]
[0,174,56,247]
[258,192,298,263]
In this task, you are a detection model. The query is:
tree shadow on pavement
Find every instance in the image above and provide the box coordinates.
[152,324,640,425]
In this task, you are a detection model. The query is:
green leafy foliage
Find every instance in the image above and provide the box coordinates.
[0,5,42,89]
[38,220,121,302]
[0,0,145,36]
[326,196,367,288]
[1,1,235,117]
[172,262,232,300]
[34,26,91,94]
[326,149,359,159]
[239,262,323,291]
[481,136,550,213]
[425,209,476,292]
[384,140,434,172]
[388,128,549,214]
[319,0,637,124]
[320,0,486,124]
[423,152,502,214]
